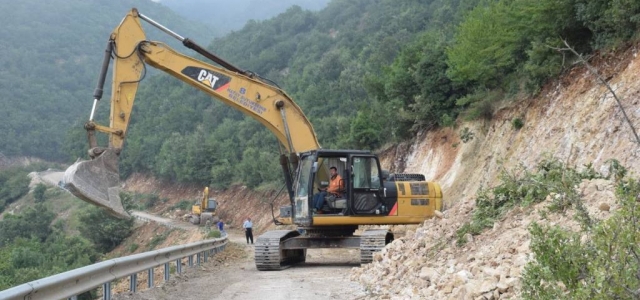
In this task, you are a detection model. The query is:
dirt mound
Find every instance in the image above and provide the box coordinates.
[351,179,618,299]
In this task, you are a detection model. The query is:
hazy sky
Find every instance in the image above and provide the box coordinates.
[156,0,330,36]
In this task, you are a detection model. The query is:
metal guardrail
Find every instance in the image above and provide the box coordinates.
[0,234,227,300]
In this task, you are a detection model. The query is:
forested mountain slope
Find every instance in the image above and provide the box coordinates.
[116,0,640,192]
[0,0,211,161]
[114,0,480,188]
[3,0,639,195]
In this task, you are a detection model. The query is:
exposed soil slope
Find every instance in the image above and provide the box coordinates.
[354,45,640,298]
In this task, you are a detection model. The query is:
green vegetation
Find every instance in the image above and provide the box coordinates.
[0,0,212,162]
[456,158,617,245]
[114,0,640,190]
[148,231,172,250]
[33,183,47,203]
[0,205,98,290]
[120,191,167,211]
[459,127,475,143]
[456,158,640,297]
[522,177,640,299]
[3,0,639,190]
[128,243,139,253]
[0,163,134,289]
[512,118,524,130]
[78,206,135,253]
[0,167,30,212]
[172,200,192,211]
[205,230,222,239]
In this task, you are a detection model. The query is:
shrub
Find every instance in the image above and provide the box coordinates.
[78,206,134,253]
[172,200,192,211]
[128,243,139,253]
[205,230,222,239]
[456,158,615,245]
[459,127,475,143]
[148,231,171,250]
[144,194,161,209]
[512,117,524,130]
[0,167,30,212]
[33,183,47,203]
[522,178,640,299]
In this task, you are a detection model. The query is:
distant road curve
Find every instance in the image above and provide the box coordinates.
[131,210,197,230]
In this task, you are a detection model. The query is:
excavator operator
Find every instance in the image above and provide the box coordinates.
[312,166,344,213]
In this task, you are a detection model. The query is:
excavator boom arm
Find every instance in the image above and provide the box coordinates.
[104,8,319,153]
[64,8,319,218]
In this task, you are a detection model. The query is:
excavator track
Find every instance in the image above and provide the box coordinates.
[255,230,306,271]
[360,229,393,265]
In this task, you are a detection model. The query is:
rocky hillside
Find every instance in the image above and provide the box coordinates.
[351,44,640,298]
[123,173,288,234]
[379,47,639,203]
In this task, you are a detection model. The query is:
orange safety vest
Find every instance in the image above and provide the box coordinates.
[327,174,344,196]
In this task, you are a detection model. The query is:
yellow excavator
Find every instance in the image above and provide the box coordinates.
[190,187,219,226]
[63,8,443,270]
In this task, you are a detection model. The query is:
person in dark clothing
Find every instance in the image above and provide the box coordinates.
[243,217,254,244]
[217,219,225,234]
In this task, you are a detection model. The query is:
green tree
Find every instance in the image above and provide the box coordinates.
[78,206,134,253]
[0,167,30,212]
[33,183,47,203]
[0,205,55,246]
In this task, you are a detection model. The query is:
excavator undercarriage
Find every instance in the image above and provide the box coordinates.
[254,226,393,270]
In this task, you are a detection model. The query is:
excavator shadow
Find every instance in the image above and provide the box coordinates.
[295,261,360,268]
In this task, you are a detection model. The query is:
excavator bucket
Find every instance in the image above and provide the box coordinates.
[63,148,130,219]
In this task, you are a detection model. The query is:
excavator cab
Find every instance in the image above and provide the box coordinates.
[292,150,385,226]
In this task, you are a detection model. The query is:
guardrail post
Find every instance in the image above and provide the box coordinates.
[103,282,111,300]
[148,268,154,288]
[176,258,182,274]
[164,263,170,281]
[197,253,201,266]
[204,250,208,262]
[188,255,193,267]
[130,273,137,292]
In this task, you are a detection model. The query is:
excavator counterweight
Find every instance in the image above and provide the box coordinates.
[63,148,128,218]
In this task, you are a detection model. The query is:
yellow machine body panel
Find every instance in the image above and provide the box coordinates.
[192,204,202,215]
[394,181,443,217]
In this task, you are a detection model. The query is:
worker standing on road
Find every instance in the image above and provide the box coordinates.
[243,217,254,244]
[217,219,225,235]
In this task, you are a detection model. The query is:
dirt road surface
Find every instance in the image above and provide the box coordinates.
[131,211,196,230]
[29,170,65,188]
[115,230,368,300]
